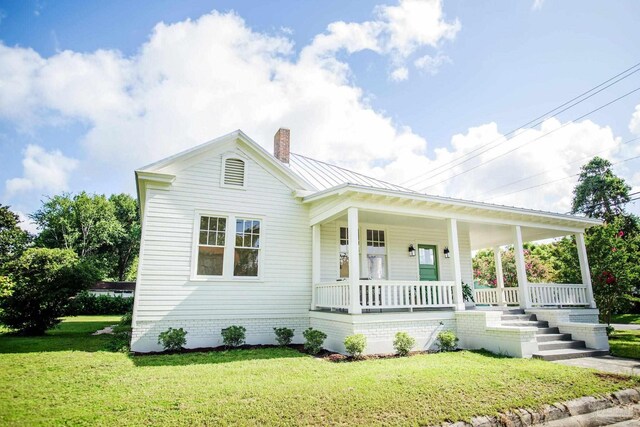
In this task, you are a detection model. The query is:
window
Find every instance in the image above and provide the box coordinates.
[366,229,387,280]
[222,157,246,187]
[339,227,349,278]
[196,216,226,276]
[234,218,261,277]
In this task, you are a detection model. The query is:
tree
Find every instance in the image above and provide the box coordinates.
[0,248,99,335]
[571,157,631,221]
[473,245,555,287]
[107,194,141,281]
[0,205,31,271]
[30,192,121,277]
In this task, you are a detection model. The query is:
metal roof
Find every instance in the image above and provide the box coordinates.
[289,152,415,192]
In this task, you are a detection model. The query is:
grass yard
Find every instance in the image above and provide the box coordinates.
[1,316,639,426]
[609,329,640,360]
[611,314,640,325]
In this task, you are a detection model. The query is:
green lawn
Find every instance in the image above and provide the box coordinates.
[609,329,640,360]
[1,316,639,426]
[611,314,640,325]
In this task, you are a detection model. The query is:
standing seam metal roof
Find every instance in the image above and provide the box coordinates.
[288,152,415,192]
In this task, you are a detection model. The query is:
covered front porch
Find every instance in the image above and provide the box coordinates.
[305,186,598,315]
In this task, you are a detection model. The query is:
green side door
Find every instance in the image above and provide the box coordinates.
[418,244,439,281]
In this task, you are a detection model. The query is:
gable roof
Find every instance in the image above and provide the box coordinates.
[289,152,414,192]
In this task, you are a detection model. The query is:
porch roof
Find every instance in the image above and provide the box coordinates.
[301,184,601,248]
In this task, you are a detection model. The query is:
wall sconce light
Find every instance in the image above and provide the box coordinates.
[408,244,416,257]
[443,247,450,258]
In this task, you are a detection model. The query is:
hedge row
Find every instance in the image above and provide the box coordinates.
[66,291,134,315]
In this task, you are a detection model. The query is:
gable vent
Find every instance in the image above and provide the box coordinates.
[223,158,245,187]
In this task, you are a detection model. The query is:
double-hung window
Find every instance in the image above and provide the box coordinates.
[339,227,349,278]
[197,216,226,276]
[234,218,261,277]
[366,229,387,280]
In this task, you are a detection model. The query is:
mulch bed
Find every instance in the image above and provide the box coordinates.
[132,343,440,361]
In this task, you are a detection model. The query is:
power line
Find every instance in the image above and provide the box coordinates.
[485,155,640,201]
[418,86,640,193]
[477,136,640,197]
[400,61,640,188]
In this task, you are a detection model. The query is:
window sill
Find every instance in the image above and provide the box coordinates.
[190,276,264,283]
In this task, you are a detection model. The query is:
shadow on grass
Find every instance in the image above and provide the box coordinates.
[131,346,308,367]
[0,319,117,354]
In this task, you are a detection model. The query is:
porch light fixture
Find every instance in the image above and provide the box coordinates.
[443,247,450,258]
[408,244,416,257]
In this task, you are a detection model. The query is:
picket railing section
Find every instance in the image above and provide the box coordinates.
[314,281,457,311]
[359,281,456,309]
[474,287,520,306]
[529,283,589,306]
[315,282,350,310]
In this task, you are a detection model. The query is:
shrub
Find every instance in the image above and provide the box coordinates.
[393,332,416,356]
[157,327,187,351]
[606,325,615,337]
[221,325,246,347]
[437,330,459,352]
[302,327,327,355]
[0,248,99,335]
[344,334,367,359]
[273,327,294,346]
[66,291,134,315]
[462,282,474,303]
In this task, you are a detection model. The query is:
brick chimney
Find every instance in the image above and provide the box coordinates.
[273,128,290,164]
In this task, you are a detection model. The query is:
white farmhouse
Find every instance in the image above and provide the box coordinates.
[131,129,609,359]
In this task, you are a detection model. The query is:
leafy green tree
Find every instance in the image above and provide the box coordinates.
[571,157,631,221]
[473,245,554,287]
[31,192,120,259]
[107,194,140,281]
[0,205,31,271]
[0,248,100,335]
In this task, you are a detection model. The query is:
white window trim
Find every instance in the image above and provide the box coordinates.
[190,210,265,282]
[220,153,248,190]
[336,222,390,280]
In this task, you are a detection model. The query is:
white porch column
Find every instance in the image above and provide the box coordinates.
[512,225,531,308]
[310,224,321,310]
[576,232,597,309]
[494,246,505,306]
[446,218,465,310]
[347,207,362,314]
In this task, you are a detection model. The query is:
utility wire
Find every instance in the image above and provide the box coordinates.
[486,155,640,201]
[400,61,640,188]
[418,86,640,193]
[477,136,640,197]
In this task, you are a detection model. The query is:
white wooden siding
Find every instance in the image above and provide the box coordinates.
[135,140,311,322]
[318,220,473,285]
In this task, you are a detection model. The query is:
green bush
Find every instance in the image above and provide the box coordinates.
[221,325,246,347]
[66,291,133,315]
[344,334,367,359]
[302,328,327,355]
[0,248,99,335]
[393,332,416,356]
[157,327,187,351]
[273,327,294,346]
[436,330,459,352]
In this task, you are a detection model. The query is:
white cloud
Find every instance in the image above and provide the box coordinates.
[0,3,636,217]
[414,52,451,75]
[629,104,640,135]
[390,66,409,81]
[15,211,39,234]
[532,0,545,11]
[5,145,78,197]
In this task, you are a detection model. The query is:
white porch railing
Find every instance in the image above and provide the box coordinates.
[529,283,589,306]
[314,280,457,311]
[315,282,350,309]
[360,281,456,309]
[474,287,520,305]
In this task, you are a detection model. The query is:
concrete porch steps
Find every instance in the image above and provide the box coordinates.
[499,311,609,361]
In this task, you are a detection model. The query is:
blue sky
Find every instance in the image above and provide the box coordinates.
[1,0,639,229]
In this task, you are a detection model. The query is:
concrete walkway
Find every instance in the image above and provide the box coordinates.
[554,355,640,376]
[611,323,640,331]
